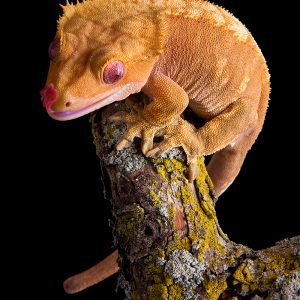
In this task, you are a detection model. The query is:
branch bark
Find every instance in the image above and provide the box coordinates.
[90,95,300,300]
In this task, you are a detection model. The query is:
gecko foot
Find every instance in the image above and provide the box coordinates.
[109,104,169,154]
[111,107,204,181]
[146,118,203,181]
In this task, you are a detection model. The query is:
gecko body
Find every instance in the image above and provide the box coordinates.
[41,0,270,198]
[41,0,271,293]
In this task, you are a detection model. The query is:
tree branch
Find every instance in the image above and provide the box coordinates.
[90,95,300,300]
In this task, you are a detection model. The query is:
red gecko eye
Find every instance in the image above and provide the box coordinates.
[103,61,125,84]
[48,38,60,61]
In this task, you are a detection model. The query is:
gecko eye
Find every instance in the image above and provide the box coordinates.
[103,61,125,84]
[48,38,60,61]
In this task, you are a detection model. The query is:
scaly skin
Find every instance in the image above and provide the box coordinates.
[41,0,270,293]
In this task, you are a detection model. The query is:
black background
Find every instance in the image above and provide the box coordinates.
[12,0,299,299]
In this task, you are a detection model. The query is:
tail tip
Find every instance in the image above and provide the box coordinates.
[63,277,80,294]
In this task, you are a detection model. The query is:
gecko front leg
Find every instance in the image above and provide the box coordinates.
[112,72,204,178]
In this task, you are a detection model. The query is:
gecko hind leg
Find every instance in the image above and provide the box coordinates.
[206,126,259,197]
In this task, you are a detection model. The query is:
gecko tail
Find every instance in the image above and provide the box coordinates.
[63,250,119,294]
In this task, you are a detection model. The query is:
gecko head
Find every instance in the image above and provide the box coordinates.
[40,0,166,121]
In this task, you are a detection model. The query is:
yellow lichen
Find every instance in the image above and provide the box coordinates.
[203,275,228,300]
[196,157,212,202]
[116,218,136,240]
[115,99,131,112]
[163,158,186,174]
[145,249,166,282]
[149,189,163,207]
[148,284,168,300]
[156,164,169,182]
[145,155,230,298]
[231,250,300,295]
[147,179,159,187]
[143,248,183,299]
[168,283,183,300]
[167,236,191,255]
[153,155,228,272]
[154,157,187,184]
[167,201,176,224]
[105,124,117,141]
[116,204,145,240]
[178,158,229,278]
[131,290,140,300]
[233,261,255,285]
[165,274,174,286]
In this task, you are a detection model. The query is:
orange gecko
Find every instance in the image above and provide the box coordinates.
[41,0,270,294]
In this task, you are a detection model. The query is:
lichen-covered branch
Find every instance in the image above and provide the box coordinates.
[91,96,300,300]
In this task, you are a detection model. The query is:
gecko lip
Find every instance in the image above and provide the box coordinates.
[48,86,133,121]
[49,94,115,121]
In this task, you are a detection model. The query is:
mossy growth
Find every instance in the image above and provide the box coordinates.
[148,284,169,300]
[232,248,300,295]
[203,275,228,300]
[167,236,191,254]
[141,248,183,300]
[93,94,300,300]
[116,204,145,241]
[141,154,229,298]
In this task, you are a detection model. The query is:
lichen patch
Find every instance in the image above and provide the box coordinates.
[106,147,147,173]
[164,249,205,289]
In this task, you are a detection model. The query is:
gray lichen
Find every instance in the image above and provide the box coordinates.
[117,273,131,300]
[164,249,205,290]
[159,205,169,218]
[103,107,148,173]
[268,272,300,300]
[156,256,166,266]
[107,124,126,148]
[106,147,147,173]
[161,147,186,161]
[149,185,171,218]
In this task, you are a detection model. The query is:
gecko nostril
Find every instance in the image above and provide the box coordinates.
[65,102,71,108]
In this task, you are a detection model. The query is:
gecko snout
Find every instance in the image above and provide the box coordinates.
[40,83,58,112]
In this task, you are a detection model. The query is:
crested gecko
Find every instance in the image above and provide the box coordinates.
[40,0,270,293]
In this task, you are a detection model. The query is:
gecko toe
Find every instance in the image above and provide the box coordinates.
[187,158,199,182]
[116,139,133,150]
[142,139,154,155]
[108,111,126,122]
[146,147,161,157]
[109,111,136,123]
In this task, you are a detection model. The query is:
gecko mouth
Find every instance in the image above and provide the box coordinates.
[48,87,131,121]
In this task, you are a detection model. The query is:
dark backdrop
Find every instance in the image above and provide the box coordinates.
[13,0,299,299]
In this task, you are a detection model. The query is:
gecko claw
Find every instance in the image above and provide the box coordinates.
[187,158,199,182]
[108,112,125,122]
[116,139,133,150]
[109,111,135,123]
[141,139,154,155]
[146,147,161,157]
